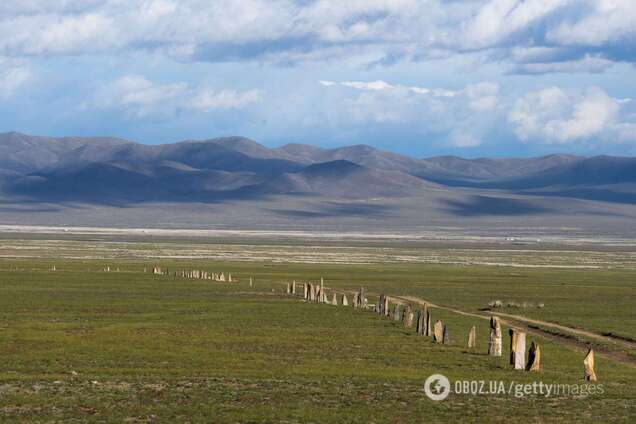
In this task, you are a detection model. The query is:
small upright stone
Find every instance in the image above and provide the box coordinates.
[303,283,308,299]
[331,293,338,305]
[488,316,502,356]
[526,342,541,372]
[378,294,385,315]
[467,326,476,348]
[320,278,325,303]
[425,309,432,337]
[352,292,359,308]
[416,311,425,335]
[584,347,597,381]
[406,311,414,328]
[292,280,296,295]
[510,329,526,370]
[433,320,444,343]
[286,283,291,294]
[443,325,449,344]
[342,294,349,306]
[393,305,401,322]
[383,297,390,317]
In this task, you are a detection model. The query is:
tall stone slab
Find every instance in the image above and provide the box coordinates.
[467,326,476,348]
[488,316,502,356]
[378,294,385,315]
[416,311,425,335]
[433,320,444,343]
[393,305,401,321]
[584,347,597,381]
[526,342,541,372]
[404,309,414,328]
[510,330,526,370]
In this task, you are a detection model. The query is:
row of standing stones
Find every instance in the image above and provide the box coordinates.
[288,280,598,382]
[148,266,237,283]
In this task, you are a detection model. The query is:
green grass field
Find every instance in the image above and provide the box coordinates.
[1,253,635,422]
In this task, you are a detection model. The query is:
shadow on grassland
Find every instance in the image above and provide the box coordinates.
[442,195,552,217]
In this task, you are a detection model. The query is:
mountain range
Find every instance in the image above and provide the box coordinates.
[1,131,635,205]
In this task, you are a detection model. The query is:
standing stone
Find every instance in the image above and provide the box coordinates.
[510,330,526,370]
[584,347,597,381]
[509,329,517,366]
[342,294,349,306]
[360,286,366,308]
[403,306,414,328]
[526,342,541,372]
[378,294,385,315]
[467,326,476,348]
[249,277,253,288]
[383,297,390,317]
[286,283,291,294]
[303,283,308,299]
[393,305,401,321]
[292,281,296,295]
[443,325,449,344]
[320,278,325,303]
[331,293,338,306]
[416,311,425,335]
[433,320,444,343]
[488,316,502,356]
[425,309,432,337]
[406,310,414,328]
[401,305,409,323]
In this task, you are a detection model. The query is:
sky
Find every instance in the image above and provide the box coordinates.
[0,0,635,158]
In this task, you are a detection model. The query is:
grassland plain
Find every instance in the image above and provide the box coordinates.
[0,256,635,422]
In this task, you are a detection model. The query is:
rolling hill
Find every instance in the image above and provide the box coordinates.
[1,132,635,207]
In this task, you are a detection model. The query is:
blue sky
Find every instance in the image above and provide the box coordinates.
[1,0,635,157]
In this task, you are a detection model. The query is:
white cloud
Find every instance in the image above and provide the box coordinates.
[341,80,394,90]
[0,0,632,70]
[308,79,504,147]
[512,55,615,74]
[95,74,261,117]
[0,60,31,98]
[459,0,565,49]
[508,86,636,144]
[465,82,499,111]
[321,80,462,98]
[188,89,262,111]
[547,0,636,46]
